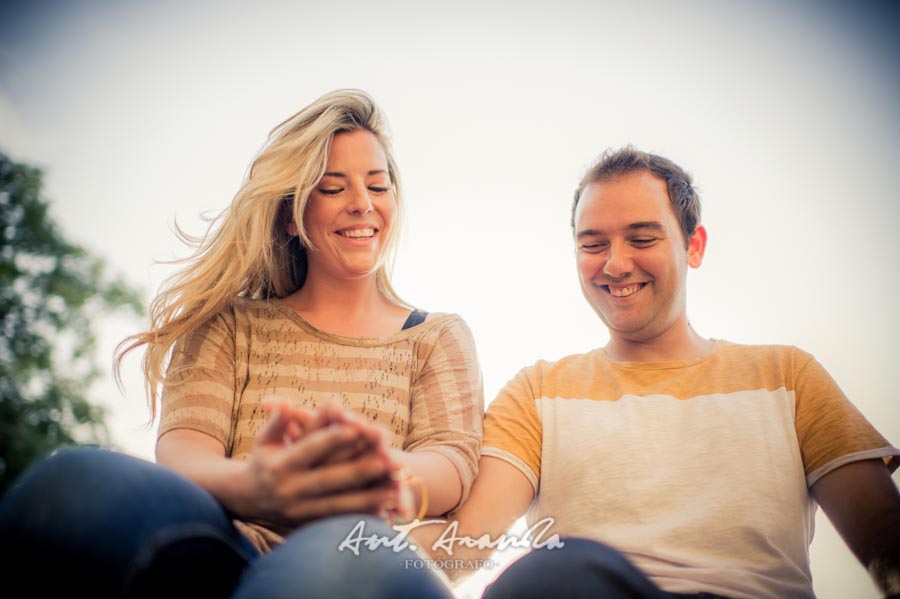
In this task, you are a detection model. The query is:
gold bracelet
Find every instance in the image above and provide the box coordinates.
[411,476,428,520]
[391,470,429,522]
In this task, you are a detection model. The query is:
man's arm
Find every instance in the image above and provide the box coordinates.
[810,459,900,597]
[412,455,535,582]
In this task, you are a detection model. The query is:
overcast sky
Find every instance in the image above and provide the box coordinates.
[2,1,899,596]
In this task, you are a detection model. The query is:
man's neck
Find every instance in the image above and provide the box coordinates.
[604,323,713,363]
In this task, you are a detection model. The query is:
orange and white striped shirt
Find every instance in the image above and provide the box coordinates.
[483,341,898,599]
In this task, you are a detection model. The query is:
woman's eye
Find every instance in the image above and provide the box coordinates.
[318,188,343,196]
[368,186,390,194]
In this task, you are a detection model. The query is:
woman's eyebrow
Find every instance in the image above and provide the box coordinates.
[322,169,388,178]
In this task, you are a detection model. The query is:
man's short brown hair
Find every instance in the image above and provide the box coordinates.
[572,146,701,247]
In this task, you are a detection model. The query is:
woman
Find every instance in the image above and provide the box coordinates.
[0,89,483,597]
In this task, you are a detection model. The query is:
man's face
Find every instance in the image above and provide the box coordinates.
[574,170,705,345]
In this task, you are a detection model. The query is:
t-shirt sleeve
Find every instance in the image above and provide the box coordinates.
[158,308,238,449]
[406,315,484,509]
[793,347,900,486]
[482,366,543,493]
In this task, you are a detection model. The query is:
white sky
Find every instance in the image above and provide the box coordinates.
[2,1,898,597]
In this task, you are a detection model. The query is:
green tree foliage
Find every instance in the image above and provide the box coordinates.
[0,152,143,493]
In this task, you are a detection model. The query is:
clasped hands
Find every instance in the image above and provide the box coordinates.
[240,397,418,535]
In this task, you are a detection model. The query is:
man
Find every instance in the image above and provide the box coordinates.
[424,147,900,599]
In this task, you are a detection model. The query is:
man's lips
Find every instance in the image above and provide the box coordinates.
[602,282,646,297]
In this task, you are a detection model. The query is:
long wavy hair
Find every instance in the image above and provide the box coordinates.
[116,89,408,421]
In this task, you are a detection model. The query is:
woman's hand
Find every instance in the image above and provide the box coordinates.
[267,398,422,524]
[234,399,397,534]
[279,399,391,466]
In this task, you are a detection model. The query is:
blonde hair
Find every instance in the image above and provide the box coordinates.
[116,89,408,421]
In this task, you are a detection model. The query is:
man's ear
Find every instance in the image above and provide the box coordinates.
[687,225,707,269]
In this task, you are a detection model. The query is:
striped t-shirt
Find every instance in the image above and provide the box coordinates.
[160,296,483,552]
[483,341,898,599]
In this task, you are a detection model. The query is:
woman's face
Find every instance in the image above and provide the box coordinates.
[300,129,397,283]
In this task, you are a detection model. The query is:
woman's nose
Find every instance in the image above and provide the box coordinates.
[346,186,374,214]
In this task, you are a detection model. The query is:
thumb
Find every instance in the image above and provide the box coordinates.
[256,397,292,445]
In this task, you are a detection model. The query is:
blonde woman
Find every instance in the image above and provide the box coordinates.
[0,90,482,597]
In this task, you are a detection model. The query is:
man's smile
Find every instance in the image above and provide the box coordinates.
[603,283,647,298]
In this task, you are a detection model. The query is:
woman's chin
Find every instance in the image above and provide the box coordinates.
[335,260,382,281]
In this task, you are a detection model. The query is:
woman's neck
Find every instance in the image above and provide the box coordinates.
[282,272,408,338]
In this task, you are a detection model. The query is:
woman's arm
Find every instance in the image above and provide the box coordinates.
[281,400,467,518]
[156,402,397,534]
[391,449,462,516]
[404,316,485,515]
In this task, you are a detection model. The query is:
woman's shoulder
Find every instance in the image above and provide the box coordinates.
[409,311,478,350]
[230,295,273,311]
[409,311,481,379]
[195,297,296,340]
[229,296,291,321]
[412,311,470,333]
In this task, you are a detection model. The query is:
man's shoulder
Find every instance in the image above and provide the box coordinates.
[711,341,827,388]
[713,339,812,362]
[524,348,607,374]
[519,342,813,369]
[503,349,609,394]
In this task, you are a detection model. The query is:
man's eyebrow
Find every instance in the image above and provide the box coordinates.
[321,169,388,178]
[576,222,665,239]
[628,221,665,231]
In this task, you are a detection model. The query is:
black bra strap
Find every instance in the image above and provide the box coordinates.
[401,309,428,330]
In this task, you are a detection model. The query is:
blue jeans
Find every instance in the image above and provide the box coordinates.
[0,447,451,598]
[482,537,732,599]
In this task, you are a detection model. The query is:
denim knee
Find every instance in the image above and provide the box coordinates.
[484,537,667,599]
[0,447,255,596]
[234,514,453,599]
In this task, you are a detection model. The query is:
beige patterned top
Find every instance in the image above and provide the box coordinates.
[159,296,483,552]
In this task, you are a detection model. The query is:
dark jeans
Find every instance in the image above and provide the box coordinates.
[0,447,451,598]
[483,537,732,599]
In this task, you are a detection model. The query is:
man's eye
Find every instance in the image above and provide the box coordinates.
[580,243,606,251]
[632,238,657,246]
[318,188,343,196]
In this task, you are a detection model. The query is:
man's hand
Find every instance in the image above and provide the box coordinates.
[413,455,535,582]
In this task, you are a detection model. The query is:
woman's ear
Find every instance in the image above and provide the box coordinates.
[282,196,300,236]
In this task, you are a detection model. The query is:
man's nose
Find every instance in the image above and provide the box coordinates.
[603,243,633,278]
